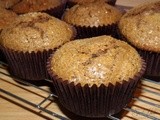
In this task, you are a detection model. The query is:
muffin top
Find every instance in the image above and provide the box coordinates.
[0,12,75,52]
[62,1,122,27]
[0,0,20,9]
[118,1,160,52]
[50,35,142,87]
[0,7,18,31]
[12,0,62,14]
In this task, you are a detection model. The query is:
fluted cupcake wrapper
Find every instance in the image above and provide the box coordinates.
[137,50,160,81]
[47,55,146,117]
[0,45,56,80]
[73,23,118,39]
[42,0,67,18]
[66,0,117,8]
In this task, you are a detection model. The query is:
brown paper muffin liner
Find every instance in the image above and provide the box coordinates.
[73,23,118,39]
[137,50,160,81]
[118,31,160,81]
[0,45,56,80]
[42,0,67,18]
[66,0,117,8]
[47,55,146,117]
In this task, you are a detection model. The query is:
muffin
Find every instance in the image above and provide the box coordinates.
[118,1,160,81]
[0,7,17,62]
[0,0,20,9]
[0,12,75,80]
[47,35,146,117]
[62,1,122,39]
[67,0,117,8]
[12,0,67,18]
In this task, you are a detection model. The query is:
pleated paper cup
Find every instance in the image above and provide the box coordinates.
[47,54,146,117]
[73,23,118,39]
[67,0,117,8]
[1,45,56,80]
[137,50,160,81]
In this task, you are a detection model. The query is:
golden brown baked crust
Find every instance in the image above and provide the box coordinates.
[50,35,142,87]
[12,0,62,14]
[118,1,160,53]
[0,0,20,9]
[0,12,75,52]
[63,1,122,27]
[0,7,17,31]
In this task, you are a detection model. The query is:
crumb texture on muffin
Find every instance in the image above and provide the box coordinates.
[63,1,122,27]
[0,0,20,8]
[119,1,160,52]
[50,35,142,87]
[0,12,74,52]
[12,0,62,14]
[0,7,17,31]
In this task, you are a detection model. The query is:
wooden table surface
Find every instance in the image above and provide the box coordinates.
[0,0,160,120]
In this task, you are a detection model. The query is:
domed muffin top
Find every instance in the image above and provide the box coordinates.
[50,35,142,87]
[63,1,122,27]
[119,1,160,52]
[0,12,75,52]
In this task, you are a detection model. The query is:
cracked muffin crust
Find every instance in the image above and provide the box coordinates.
[63,1,122,27]
[50,35,142,87]
[118,1,160,52]
[0,12,75,52]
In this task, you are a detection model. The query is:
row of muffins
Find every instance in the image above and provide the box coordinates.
[0,0,122,37]
[0,0,117,18]
[0,0,159,80]
[0,0,159,118]
[0,0,122,63]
